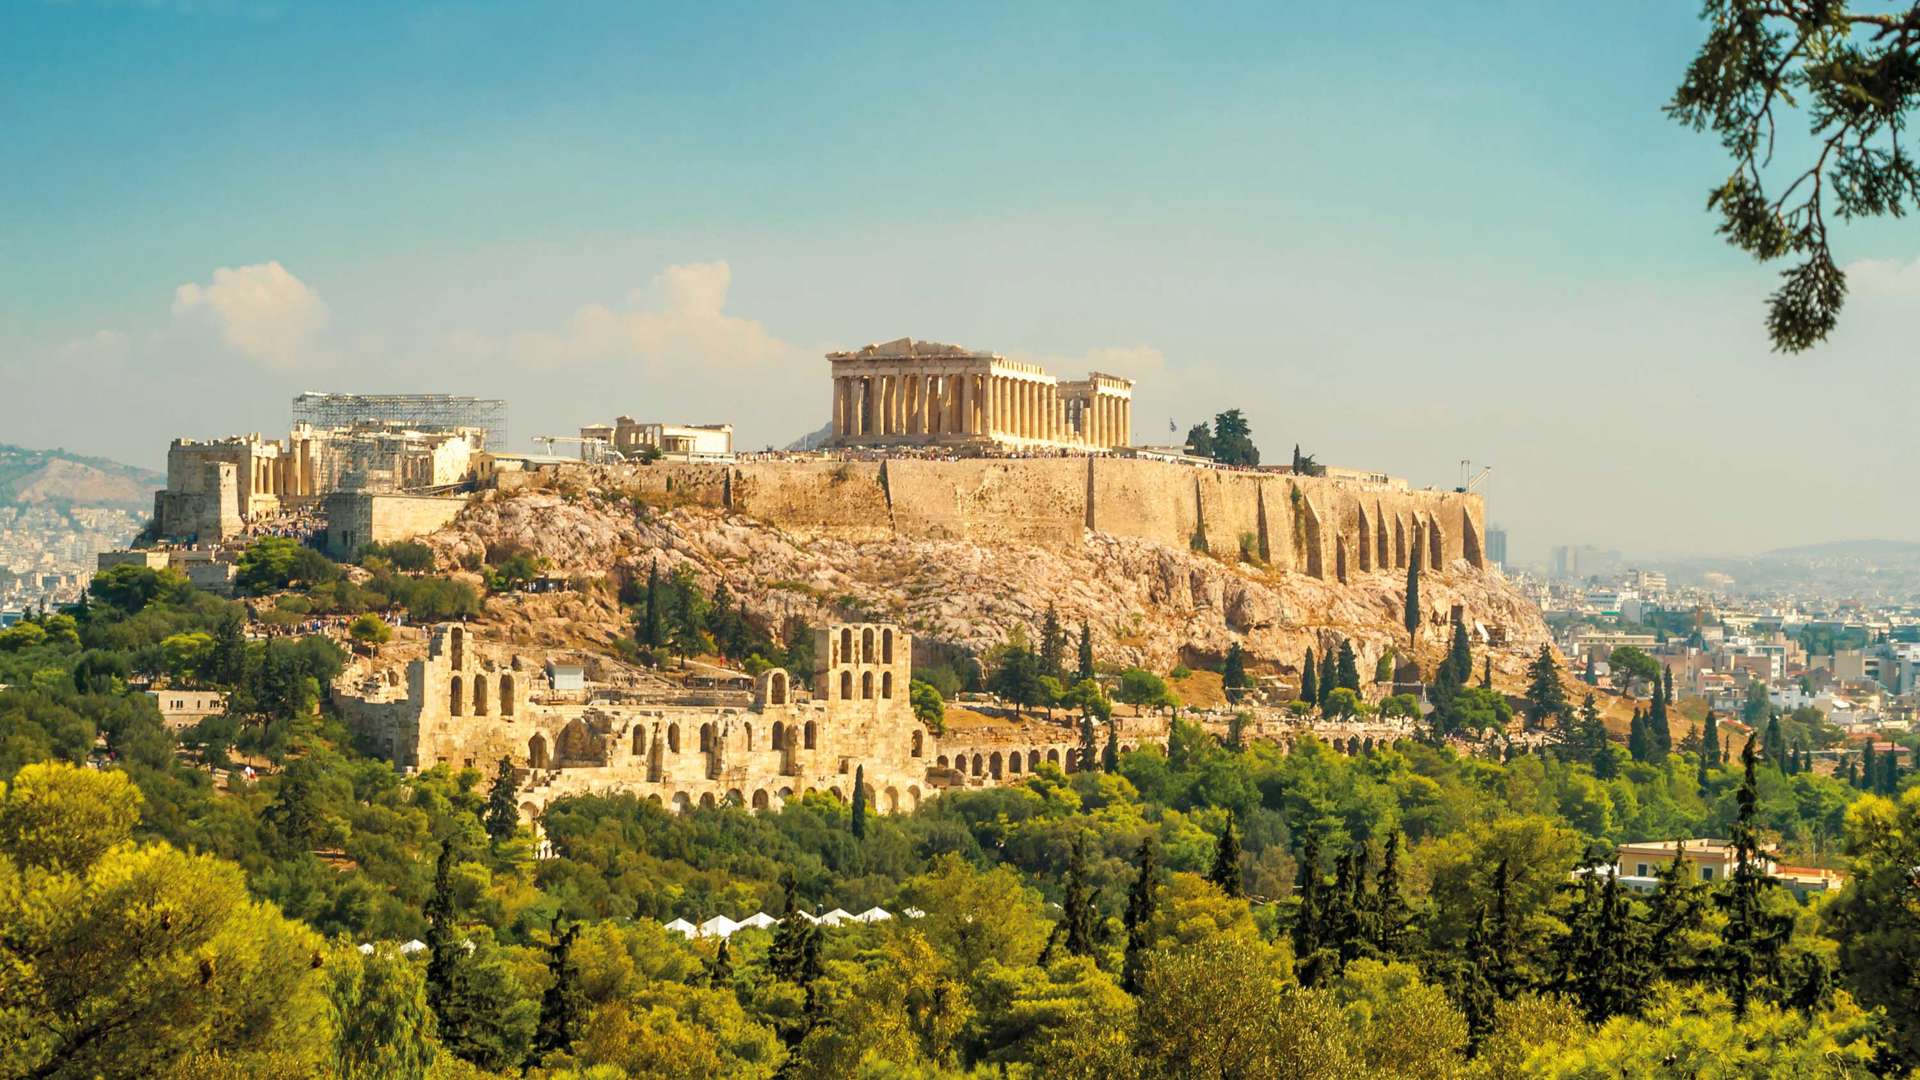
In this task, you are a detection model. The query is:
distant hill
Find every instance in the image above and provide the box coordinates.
[1759,539,1920,559]
[0,444,161,512]
[783,423,835,452]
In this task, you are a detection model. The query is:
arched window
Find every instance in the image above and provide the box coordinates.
[840,671,853,700]
[450,626,465,670]
[668,723,681,753]
[937,755,949,768]
[699,723,713,753]
[971,753,984,775]
[632,726,645,756]
[528,733,548,770]
[910,730,923,757]
[882,629,894,664]
[1065,749,1079,772]
[990,751,1002,778]
[473,676,488,716]
[1028,749,1041,772]
[804,720,817,749]
[881,672,892,699]
[450,675,464,716]
[1008,752,1022,774]
[744,722,754,751]
[770,671,787,705]
[862,672,874,699]
[499,674,515,716]
[772,721,785,750]
[862,628,875,663]
[840,627,852,661]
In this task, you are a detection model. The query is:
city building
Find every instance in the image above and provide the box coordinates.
[1485,525,1508,568]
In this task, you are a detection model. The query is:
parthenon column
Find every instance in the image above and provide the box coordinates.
[865,377,879,439]
[833,378,845,436]
[1025,382,1037,439]
[1120,398,1131,446]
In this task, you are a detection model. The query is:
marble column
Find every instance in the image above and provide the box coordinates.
[1120,399,1131,447]
[865,377,879,438]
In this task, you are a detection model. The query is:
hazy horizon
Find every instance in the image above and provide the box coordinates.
[5,1,1918,565]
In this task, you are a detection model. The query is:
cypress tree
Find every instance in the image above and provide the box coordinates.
[1481,655,1493,690]
[1716,738,1794,1017]
[1628,710,1650,764]
[534,918,584,1058]
[1583,652,1597,685]
[1646,843,1707,983]
[1487,858,1521,999]
[1764,715,1787,771]
[1373,830,1414,958]
[425,841,459,1026]
[1102,720,1120,773]
[1863,741,1877,791]
[1318,648,1337,707]
[1076,620,1095,683]
[1222,641,1249,690]
[1122,837,1160,993]
[1845,756,1860,788]
[1039,604,1066,681]
[1663,665,1675,705]
[768,873,808,981]
[1293,830,1328,985]
[707,935,733,989]
[1404,551,1421,642]
[1080,714,1098,771]
[1460,907,1498,1053]
[850,764,867,838]
[1648,684,1671,763]
[1336,639,1361,693]
[1446,620,1472,688]
[1062,835,1097,957]
[640,558,664,650]
[483,756,519,842]
[1523,646,1569,730]
[1300,648,1318,706]
[1209,813,1244,898]
[1701,711,1721,767]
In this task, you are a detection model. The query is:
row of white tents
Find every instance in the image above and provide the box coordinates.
[664,906,926,940]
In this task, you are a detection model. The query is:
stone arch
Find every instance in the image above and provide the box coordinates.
[971,752,984,776]
[1300,498,1325,579]
[450,675,464,716]
[528,732,549,770]
[1065,749,1079,772]
[752,789,770,810]
[632,725,646,757]
[839,627,852,662]
[769,670,788,705]
[990,751,1003,778]
[473,675,488,716]
[450,625,465,669]
[699,722,713,753]
[744,722,754,751]
[840,670,853,700]
[725,788,744,806]
[862,628,875,663]
[777,786,793,799]
[908,785,921,810]
[1462,510,1484,568]
[1356,507,1374,572]
[884,787,899,813]
[499,674,515,716]
[668,723,681,753]
[699,793,715,809]
[883,629,895,664]
[804,720,817,749]
[881,672,893,699]
[1047,748,1061,766]
[1393,515,1408,568]
[862,672,874,699]
[829,786,844,801]
[519,801,537,823]
[1429,517,1445,570]
[772,720,785,751]
[937,754,949,768]
[911,730,924,757]
[1028,749,1041,771]
[672,792,691,813]
[1008,752,1023,774]
[648,793,663,806]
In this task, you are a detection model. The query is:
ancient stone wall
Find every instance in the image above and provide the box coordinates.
[881,458,1088,549]
[727,461,894,542]
[323,491,470,559]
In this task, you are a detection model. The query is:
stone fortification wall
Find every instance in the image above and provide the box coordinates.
[324,491,470,559]
[881,458,1088,549]
[493,456,1484,579]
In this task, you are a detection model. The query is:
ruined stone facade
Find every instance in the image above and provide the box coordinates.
[154,423,485,542]
[827,337,1134,450]
[334,622,1153,821]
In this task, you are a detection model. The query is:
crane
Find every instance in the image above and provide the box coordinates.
[1455,461,1492,493]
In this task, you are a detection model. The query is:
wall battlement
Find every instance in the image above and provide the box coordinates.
[554,455,1485,579]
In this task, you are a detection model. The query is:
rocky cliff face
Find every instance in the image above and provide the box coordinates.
[426,488,1551,687]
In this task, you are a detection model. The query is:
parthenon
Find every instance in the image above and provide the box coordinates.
[827,337,1133,450]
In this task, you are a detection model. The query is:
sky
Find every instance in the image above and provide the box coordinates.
[3,0,1917,565]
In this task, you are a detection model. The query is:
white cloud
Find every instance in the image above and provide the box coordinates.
[171,260,328,367]
[1846,255,1920,299]
[505,260,793,370]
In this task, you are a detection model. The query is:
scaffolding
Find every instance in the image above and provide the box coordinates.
[292,392,509,450]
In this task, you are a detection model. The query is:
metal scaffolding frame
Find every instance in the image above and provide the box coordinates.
[291,392,509,450]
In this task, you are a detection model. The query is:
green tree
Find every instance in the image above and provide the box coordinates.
[1062,835,1096,957]
[1222,641,1249,690]
[1335,639,1361,693]
[851,763,868,839]
[1404,549,1421,642]
[1826,785,1920,1067]
[1039,605,1067,681]
[533,919,583,1061]
[1716,739,1794,1017]
[1671,0,1920,351]
[1184,422,1215,459]
[1208,813,1244,899]
[1115,667,1177,715]
[992,642,1049,715]
[1702,710,1721,767]
[1609,645,1660,687]
[1209,408,1259,466]
[1523,646,1569,731]
[1075,620,1095,683]
[483,756,520,842]
[638,558,664,651]
[908,678,945,733]
[1301,648,1319,707]
[1122,837,1160,993]
[347,613,392,650]
[329,942,438,1080]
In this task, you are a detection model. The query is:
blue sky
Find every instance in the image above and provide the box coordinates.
[4,1,1917,563]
